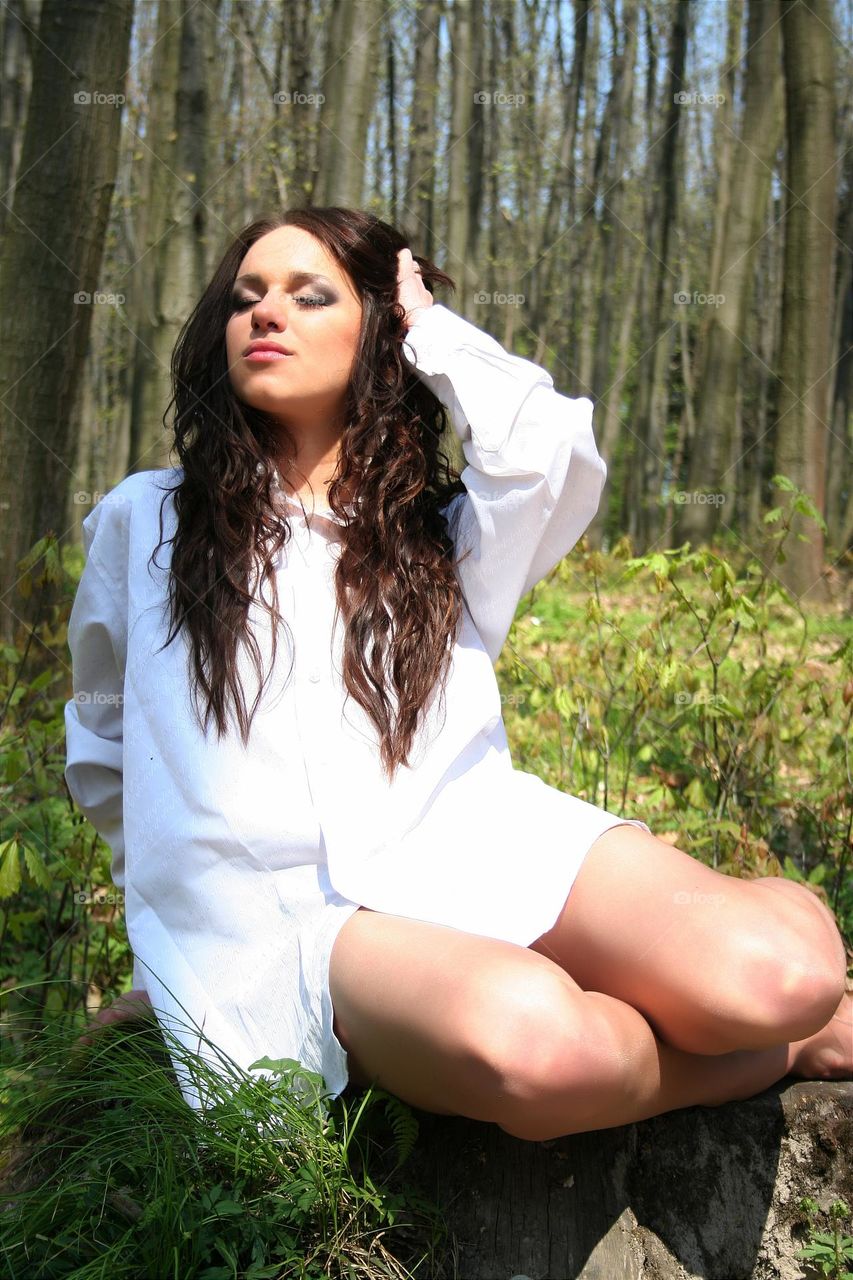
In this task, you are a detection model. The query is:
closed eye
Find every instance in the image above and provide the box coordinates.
[231,294,329,311]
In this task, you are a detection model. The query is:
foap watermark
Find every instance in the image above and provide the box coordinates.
[73,490,127,506]
[674,690,728,707]
[75,889,125,906]
[474,290,525,307]
[73,291,125,309]
[273,90,325,106]
[674,289,725,308]
[671,490,726,506]
[674,889,726,906]
[74,690,124,707]
[473,90,526,107]
[674,90,725,108]
[74,90,125,108]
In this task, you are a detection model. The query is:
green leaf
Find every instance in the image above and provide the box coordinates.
[0,840,22,898]
[30,668,58,693]
[23,845,51,889]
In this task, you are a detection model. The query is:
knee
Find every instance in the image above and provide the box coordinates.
[722,916,847,1047]
[457,966,625,1137]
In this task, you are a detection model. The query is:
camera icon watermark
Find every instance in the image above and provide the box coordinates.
[673,289,725,307]
[73,90,126,107]
[672,490,726,506]
[674,90,725,108]
[74,690,124,706]
[674,690,727,706]
[272,90,325,105]
[73,291,125,309]
[73,489,128,506]
[473,290,525,307]
[473,90,526,107]
[75,889,125,906]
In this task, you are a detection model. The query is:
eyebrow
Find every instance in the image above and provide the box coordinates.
[232,270,336,290]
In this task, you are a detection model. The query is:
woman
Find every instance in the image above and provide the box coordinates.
[67,206,851,1141]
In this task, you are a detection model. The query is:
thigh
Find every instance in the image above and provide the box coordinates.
[528,823,826,1047]
[328,905,584,1118]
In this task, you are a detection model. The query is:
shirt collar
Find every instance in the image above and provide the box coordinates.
[271,465,356,523]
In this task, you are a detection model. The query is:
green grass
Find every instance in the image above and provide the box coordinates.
[0,999,448,1279]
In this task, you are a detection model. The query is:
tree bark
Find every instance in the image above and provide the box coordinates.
[313,0,383,207]
[0,0,133,644]
[402,0,441,256]
[774,0,838,602]
[127,0,216,476]
[678,0,783,547]
[627,0,689,549]
[446,0,476,311]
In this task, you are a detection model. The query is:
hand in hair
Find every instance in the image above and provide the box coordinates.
[396,247,434,329]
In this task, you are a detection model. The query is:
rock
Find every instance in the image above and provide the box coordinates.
[404,1080,853,1280]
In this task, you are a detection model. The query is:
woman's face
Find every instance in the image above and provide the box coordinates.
[225,225,363,434]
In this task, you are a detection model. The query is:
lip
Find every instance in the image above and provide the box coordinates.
[243,340,295,358]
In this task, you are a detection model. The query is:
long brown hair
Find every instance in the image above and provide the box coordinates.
[150,206,469,781]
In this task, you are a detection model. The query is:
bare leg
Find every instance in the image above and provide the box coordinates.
[330,907,848,1144]
[528,827,848,1058]
[785,988,853,1080]
[499,987,806,1142]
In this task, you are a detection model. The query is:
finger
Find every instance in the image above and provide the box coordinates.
[396,247,418,279]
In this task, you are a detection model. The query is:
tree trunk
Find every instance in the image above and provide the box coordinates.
[0,0,133,645]
[693,0,743,398]
[128,0,216,476]
[402,0,441,256]
[678,0,783,547]
[774,0,838,602]
[287,0,316,207]
[530,0,589,350]
[403,1082,853,1279]
[628,0,689,549]
[313,0,383,207]
[446,0,476,312]
[825,145,853,556]
[590,0,637,455]
[0,0,35,241]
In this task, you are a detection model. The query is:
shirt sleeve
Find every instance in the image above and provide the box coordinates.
[402,303,607,664]
[64,488,130,895]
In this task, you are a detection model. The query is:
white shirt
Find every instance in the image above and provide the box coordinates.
[64,303,648,1108]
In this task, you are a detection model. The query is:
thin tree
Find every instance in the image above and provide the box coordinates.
[0,0,134,645]
[775,0,838,602]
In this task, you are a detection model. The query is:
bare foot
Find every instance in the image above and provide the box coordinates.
[74,989,153,1050]
[786,988,853,1080]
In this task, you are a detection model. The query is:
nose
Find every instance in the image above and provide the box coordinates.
[249,288,288,331]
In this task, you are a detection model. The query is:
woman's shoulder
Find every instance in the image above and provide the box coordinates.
[80,466,182,559]
[105,464,183,505]
[85,465,181,523]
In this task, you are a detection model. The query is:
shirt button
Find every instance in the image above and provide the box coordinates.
[309,670,321,683]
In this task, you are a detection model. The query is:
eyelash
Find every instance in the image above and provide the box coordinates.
[231,294,328,311]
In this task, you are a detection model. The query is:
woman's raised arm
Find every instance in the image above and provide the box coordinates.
[402,303,607,664]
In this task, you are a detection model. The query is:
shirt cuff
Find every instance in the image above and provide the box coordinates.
[401,303,492,373]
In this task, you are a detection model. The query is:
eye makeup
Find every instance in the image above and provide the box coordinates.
[231,293,329,310]
[231,269,339,311]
